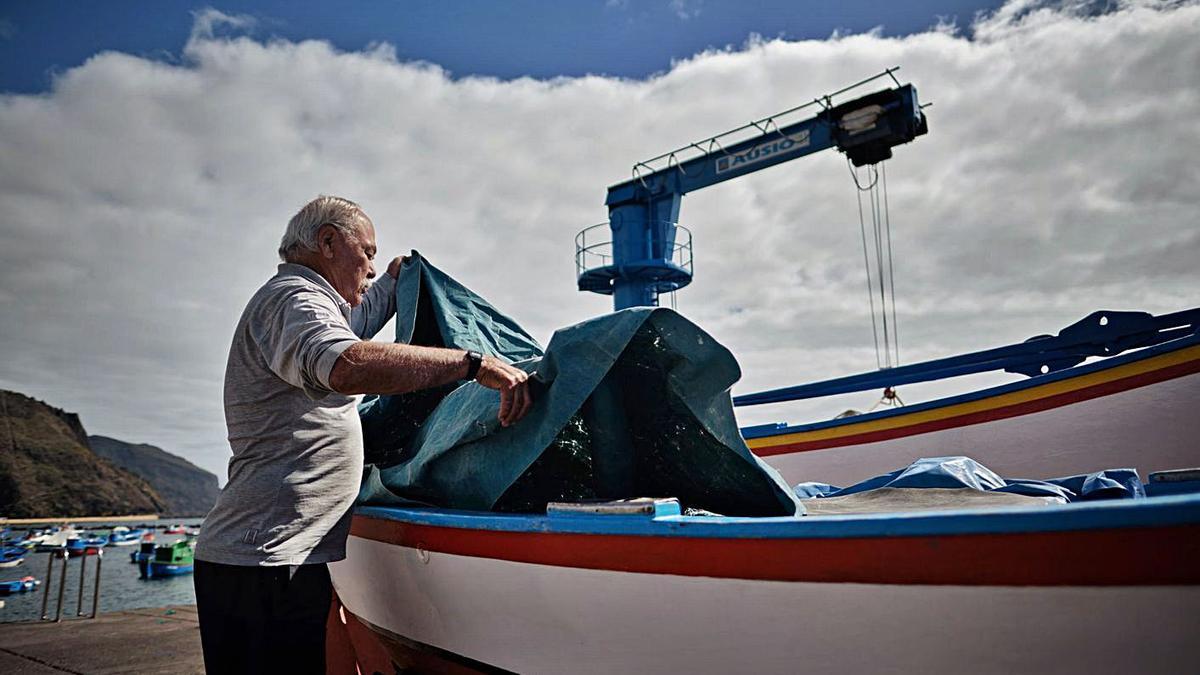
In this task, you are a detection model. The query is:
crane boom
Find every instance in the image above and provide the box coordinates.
[577,70,928,310]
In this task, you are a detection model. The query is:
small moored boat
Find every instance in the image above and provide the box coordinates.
[66,535,108,556]
[106,526,148,546]
[33,526,78,552]
[0,576,39,595]
[130,540,156,565]
[139,540,194,578]
[0,546,26,569]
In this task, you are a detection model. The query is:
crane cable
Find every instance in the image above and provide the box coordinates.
[848,158,901,372]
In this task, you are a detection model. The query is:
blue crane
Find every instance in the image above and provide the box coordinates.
[576,69,928,310]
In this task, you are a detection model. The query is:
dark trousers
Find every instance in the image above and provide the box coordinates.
[194,560,332,674]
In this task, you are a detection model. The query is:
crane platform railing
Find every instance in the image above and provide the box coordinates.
[576,221,693,298]
[626,67,905,188]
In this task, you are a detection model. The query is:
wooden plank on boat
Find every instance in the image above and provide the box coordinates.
[546,498,680,516]
[1150,468,1200,483]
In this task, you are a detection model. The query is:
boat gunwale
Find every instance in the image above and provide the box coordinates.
[740,332,1200,441]
[354,491,1200,540]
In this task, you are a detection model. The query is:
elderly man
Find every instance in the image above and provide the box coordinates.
[193,195,532,674]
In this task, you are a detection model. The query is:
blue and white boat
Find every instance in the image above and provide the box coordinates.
[33,526,78,552]
[65,535,108,556]
[324,73,1200,674]
[106,526,148,546]
[0,546,25,569]
[329,476,1200,674]
[0,576,39,595]
[15,528,45,549]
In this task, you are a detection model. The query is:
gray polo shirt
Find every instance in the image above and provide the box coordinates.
[195,263,395,566]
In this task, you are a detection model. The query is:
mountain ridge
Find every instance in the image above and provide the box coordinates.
[0,389,165,517]
[89,435,219,517]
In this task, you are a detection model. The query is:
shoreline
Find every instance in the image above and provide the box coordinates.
[1,514,162,525]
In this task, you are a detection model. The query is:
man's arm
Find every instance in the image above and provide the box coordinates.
[328,342,533,427]
[349,257,403,339]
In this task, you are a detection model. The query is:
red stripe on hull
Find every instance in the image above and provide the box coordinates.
[754,357,1200,456]
[350,516,1200,586]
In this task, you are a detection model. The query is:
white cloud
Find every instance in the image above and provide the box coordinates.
[669,0,703,20]
[188,7,256,42]
[1,1,1197,482]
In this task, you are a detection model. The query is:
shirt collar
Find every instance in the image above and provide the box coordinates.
[277,263,351,311]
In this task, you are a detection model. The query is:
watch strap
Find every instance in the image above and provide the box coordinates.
[465,350,484,380]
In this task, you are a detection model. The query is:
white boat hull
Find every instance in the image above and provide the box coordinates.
[749,344,1200,486]
[328,339,1200,673]
[329,496,1200,675]
[331,534,1198,674]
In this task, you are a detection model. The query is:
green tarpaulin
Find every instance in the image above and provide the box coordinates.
[357,252,803,517]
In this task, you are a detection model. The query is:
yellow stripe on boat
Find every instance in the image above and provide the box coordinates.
[747,344,1200,449]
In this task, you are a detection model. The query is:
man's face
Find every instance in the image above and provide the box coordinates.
[323,216,377,307]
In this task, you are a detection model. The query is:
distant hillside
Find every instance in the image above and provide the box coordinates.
[0,389,164,517]
[90,435,219,517]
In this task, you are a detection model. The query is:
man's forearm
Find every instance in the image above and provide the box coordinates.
[328,341,468,395]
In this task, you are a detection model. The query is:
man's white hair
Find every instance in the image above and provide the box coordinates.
[278,195,368,262]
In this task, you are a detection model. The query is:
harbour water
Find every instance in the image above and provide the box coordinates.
[0,519,204,623]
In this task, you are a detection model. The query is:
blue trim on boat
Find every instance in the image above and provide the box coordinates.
[734,308,1199,408]
[739,332,1200,440]
[355,492,1200,541]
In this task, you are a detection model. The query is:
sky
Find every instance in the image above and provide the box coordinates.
[0,1,1009,91]
[1,0,1197,483]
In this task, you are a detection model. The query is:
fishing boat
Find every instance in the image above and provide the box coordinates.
[138,540,194,578]
[0,546,25,569]
[329,305,1200,675]
[325,72,1200,673]
[162,524,186,534]
[106,526,148,546]
[33,526,78,552]
[330,480,1200,674]
[16,528,46,549]
[741,309,1200,487]
[0,576,40,596]
[65,534,108,556]
[130,540,156,565]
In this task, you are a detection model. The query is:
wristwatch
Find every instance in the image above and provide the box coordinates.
[464,350,484,381]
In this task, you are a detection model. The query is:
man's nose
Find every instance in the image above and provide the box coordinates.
[367,262,376,279]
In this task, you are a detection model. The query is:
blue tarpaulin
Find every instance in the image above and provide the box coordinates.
[357,252,803,516]
[793,456,1144,503]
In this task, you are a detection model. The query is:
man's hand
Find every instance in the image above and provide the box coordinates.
[474,356,533,427]
[386,255,408,279]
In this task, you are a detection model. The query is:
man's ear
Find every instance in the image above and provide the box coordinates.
[318,224,338,259]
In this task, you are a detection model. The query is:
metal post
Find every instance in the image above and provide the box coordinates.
[76,550,88,616]
[90,549,103,619]
[39,551,56,620]
[54,550,69,623]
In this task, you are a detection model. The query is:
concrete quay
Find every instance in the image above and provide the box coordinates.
[0,605,203,674]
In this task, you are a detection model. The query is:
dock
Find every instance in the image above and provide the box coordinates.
[0,515,160,526]
[0,605,202,674]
